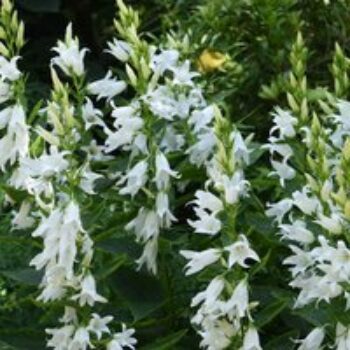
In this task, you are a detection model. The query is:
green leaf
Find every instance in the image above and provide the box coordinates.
[264,330,299,350]
[96,255,128,280]
[1,186,28,203]
[96,237,141,259]
[0,268,42,286]
[292,304,332,327]
[27,100,43,125]
[112,267,164,321]
[255,298,289,328]
[249,143,266,164]
[244,213,280,245]
[0,334,45,350]
[139,330,188,350]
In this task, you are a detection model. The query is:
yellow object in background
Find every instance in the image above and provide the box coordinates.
[197,49,227,73]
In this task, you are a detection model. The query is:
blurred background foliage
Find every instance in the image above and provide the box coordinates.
[1,0,350,348]
[16,0,350,137]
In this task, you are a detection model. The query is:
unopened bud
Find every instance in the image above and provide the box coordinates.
[3,0,13,13]
[36,126,60,146]
[10,11,18,31]
[296,32,303,47]
[50,68,64,92]
[344,200,350,219]
[300,98,308,120]
[140,56,150,80]
[311,113,321,134]
[113,19,125,36]
[117,0,128,14]
[332,63,340,76]
[343,138,350,161]
[332,187,346,206]
[0,26,6,40]
[287,93,299,114]
[320,180,332,202]
[318,100,333,115]
[289,73,297,88]
[126,64,137,87]
[16,21,25,49]
[300,76,307,93]
[305,173,318,192]
[0,42,9,57]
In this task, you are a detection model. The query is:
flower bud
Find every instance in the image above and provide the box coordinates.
[344,201,350,219]
[0,42,9,57]
[0,26,6,40]
[16,21,25,49]
[342,138,350,161]
[332,187,346,206]
[287,93,299,114]
[126,64,137,87]
[311,113,321,135]
[10,11,18,32]
[300,97,308,120]
[36,126,60,146]
[197,49,227,73]
[140,56,150,80]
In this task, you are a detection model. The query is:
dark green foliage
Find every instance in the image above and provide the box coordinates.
[1,0,350,348]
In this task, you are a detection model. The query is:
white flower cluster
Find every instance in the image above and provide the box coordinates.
[266,102,350,348]
[0,103,29,170]
[98,36,218,274]
[264,107,297,186]
[0,1,264,349]
[47,307,136,350]
[181,118,261,350]
[6,23,136,350]
[0,15,29,170]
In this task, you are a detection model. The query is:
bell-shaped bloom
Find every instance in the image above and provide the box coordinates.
[241,326,262,350]
[224,235,259,268]
[154,152,179,190]
[150,49,179,75]
[221,279,249,320]
[71,274,107,307]
[88,313,113,340]
[180,248,221,275]
[119,160,148,197]
[46,325,75,349]
[51,23,88,77]
[69,327,92,350]
[270,107,297,140]
[191,277,225,309]
[188,208,222,235]
[0,56,21,81]
[126,208,160,243]
[295,327,324,350]
[107,325,137,350]
[88,71,126,101]
[135,238,158,275]
[107,39,131,62]
[192,190,223,214]
[279,220,315,244]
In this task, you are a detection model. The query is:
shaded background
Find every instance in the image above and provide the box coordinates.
[17,0,176,82]
[16,0,350,138]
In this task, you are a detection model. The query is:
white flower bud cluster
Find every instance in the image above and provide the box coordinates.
[181,122,261,350]
[0,1,265,349]
[6,22,137,350]
[0,4,29,170]
[266,102,350,349]
[95,37,218,275]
